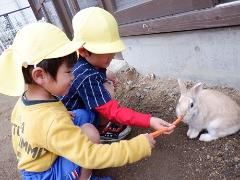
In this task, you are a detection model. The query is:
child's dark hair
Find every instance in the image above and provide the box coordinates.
[22,51,77,84]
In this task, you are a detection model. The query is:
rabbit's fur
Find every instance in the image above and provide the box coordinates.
[176,79,240,141]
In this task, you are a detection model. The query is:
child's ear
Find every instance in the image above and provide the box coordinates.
[78,47,90,57]
[31,67,46,85]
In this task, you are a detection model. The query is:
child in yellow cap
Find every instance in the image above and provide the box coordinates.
[60,7,175,143]
[0,22,157,180]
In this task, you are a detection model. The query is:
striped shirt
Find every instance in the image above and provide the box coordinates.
[61,58,111,111]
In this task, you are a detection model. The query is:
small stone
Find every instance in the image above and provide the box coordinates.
[143,88,149,93]
[127,80,133,85]
[234,157,240,162]
[136,92,141,97]
[146,73,155,80]
[217,157,222,162]
[140,94,145,99]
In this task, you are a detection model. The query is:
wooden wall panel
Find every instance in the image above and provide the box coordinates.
[119,2,240,36]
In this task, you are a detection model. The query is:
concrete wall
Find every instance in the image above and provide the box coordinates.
[121,26,240,89]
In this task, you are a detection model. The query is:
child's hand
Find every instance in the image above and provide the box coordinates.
[143,133,156,149]
[68,111,75,120]
[150,117,175,134]
[103,81,115,99]
[106,70,118,86]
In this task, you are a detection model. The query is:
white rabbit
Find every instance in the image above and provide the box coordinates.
[176,79,240,142]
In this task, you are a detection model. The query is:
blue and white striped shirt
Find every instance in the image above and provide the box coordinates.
[61,58,111,111]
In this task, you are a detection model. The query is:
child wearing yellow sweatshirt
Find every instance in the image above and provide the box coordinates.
[0,22,172,180]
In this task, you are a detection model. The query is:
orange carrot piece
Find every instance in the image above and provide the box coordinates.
[150,116,183,138]
[150,127,168,138]
[172,116,183,126]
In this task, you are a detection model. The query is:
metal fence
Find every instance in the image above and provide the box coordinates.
[0,6,36,54]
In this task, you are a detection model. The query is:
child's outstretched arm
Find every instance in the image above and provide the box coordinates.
[47,115,153,169]
[95,100,174,132]
[95,100,151,127]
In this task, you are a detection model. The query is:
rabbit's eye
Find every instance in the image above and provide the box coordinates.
[190,102,194,108]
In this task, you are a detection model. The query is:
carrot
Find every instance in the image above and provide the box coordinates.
[150,127,169,138]
[172,116,183,126]
[150,116,183,138]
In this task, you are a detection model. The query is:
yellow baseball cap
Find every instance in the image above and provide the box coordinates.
[72,7,125,54]
[0,22,83,96]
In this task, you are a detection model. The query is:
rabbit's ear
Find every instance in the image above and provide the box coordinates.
[191,83,203,97]
[178,79,187,94]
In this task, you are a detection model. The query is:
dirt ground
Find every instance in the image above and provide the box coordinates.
[1,65,240,180]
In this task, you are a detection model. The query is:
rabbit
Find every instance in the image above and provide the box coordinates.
[176,79,240,142]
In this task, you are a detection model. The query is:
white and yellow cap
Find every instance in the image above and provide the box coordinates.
[0,22,83,96]
[72,7,125,54]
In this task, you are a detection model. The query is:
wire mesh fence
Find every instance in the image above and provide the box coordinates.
[0,6,36,54]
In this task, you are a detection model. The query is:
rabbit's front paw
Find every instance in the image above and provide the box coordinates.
[199,133,217,142]
[187,128,200,139]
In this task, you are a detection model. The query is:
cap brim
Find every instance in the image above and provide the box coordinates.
[46,40,83,59]
[0,46,25,96]
[83,39,125,54]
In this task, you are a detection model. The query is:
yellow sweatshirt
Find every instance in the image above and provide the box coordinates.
[11,98,151,172]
